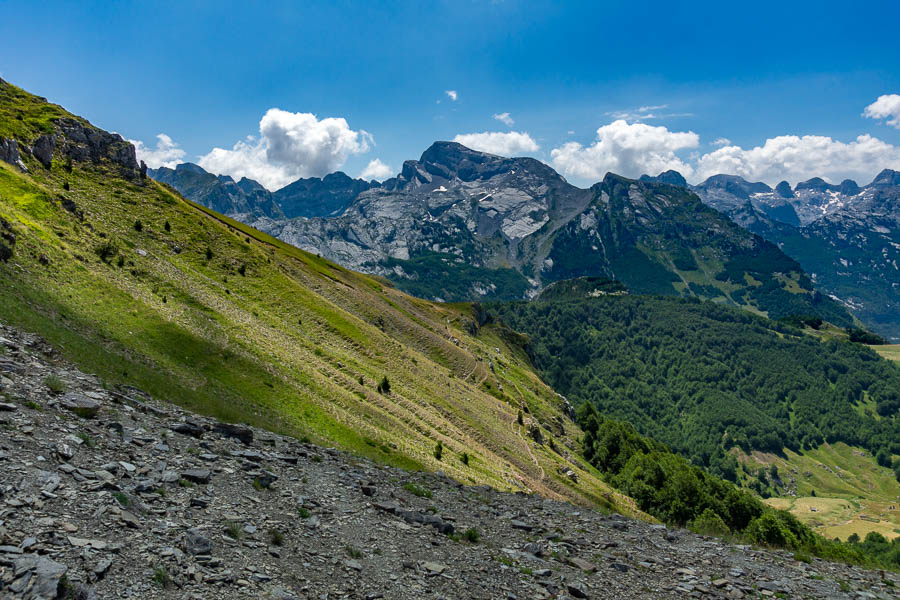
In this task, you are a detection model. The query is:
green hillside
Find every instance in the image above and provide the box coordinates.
[749,443,900,542]
[0,79,639,514]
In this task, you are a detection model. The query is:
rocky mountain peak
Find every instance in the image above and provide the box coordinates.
[175,162,209,174]
[838,179,861,196]
[696,174,772,199]
[774,181,794,198]
[639,170,688,188]
[870,168,900,187]
[794,177,836,192]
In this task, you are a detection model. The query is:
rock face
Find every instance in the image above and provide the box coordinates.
[689,169,900,341]
[0,320,895,599]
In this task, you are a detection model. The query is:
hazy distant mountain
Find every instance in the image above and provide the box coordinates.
[149,163,377,220]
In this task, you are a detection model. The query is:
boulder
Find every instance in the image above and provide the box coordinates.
[181,469,212,484]
[8,553,68,599]
[214,422,254,444]
[61,393,101,418]
[31,134,56,168]
[182,529,213,556]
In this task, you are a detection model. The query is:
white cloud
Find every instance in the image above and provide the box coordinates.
[712,137,731,147]
[550,120,699,181]
[863,94,900,129]
[360,158,392,181]
[493,112,514,126]
[452,131,539,156]
[606,104,692,121]
[197,108,372,190]
[694,133,900,185]
[445,90,458,101]
[130,134,185,169]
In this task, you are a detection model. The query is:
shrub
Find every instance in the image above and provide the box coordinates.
[268,528,284,546]
[238,263,246,276]
[688,508,730,537]
[463,527,480,543]
[112,492,129,507]
[433,440,443,461]
[224,521,242,539]
[376,376,391,394]
[133,220,143,232]
[76,432,96,448]
[745,512,801,550]
[94,241,118,263]
[460,452,470,466]
[205,247,213,260]
[44,375,66,394]
[403,482,432,498]
[297,507,311,519]
[151,566,172,589]
[164,220,171,232]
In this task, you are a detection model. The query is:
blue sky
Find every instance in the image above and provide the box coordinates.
[2,0,900,188]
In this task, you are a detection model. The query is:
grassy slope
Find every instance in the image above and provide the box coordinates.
[874,345,900,363]
[0,82,641,516]
[742,444,900,541]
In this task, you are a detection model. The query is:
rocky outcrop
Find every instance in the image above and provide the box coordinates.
[1,114,139,177]
[55,118,139,176]
[0,320,895,599]
[0,138,27,172]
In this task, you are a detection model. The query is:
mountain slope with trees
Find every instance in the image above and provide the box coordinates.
[485,292,900,479]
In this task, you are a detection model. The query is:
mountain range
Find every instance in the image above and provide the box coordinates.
[152,142,859,329]
[668,170,899,341]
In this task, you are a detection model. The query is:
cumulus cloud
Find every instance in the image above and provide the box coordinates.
[493,112,514,126]
[360,158,393,181]
[130,134,185,169]
[712,137,731,147]
[694,133,900,184]
[550,120,699,181]
[445,90,458,101]
[863,94,900,129]
[452,131,539,156]
[197,109,372,190]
